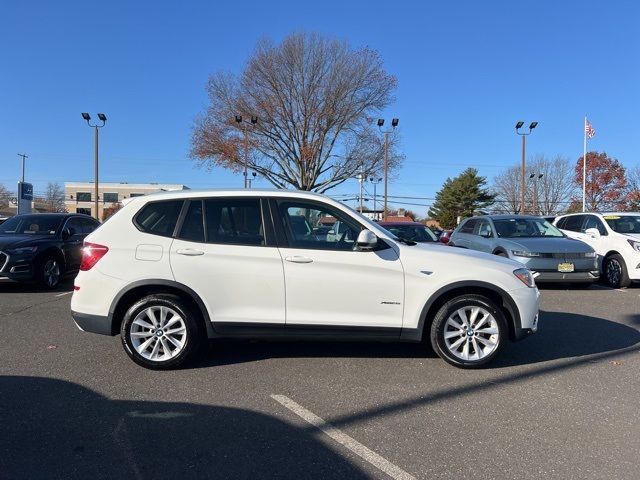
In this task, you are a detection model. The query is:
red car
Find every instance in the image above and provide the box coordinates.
[438,229,454,245]
[378,221,440,243]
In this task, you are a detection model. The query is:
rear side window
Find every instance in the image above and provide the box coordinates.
[135,200,184,237]
[205,198,264,246]
[179,200,205,242]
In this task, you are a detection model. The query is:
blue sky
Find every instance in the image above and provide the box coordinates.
[1,0,638,214]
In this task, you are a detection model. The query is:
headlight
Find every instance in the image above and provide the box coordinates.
[514,268,536,288]
[627,240,640,252]
[511,250,541,257]
[7,246,38,255]
[584,251,597,257]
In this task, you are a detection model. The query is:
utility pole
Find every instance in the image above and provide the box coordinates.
[358,170,364,213]
[378,118,399,221]
[515,121,538,214]
[17,153,28,182]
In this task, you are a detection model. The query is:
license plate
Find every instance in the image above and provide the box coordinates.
[558,262,574,273]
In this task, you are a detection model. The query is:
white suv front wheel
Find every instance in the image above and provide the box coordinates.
[430,294,507,368]
[121,294,202,370]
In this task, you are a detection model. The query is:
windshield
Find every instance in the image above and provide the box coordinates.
[0,216,63,235]
[493,218,564,238]
[603,215,640,234]
[383,225,438,242]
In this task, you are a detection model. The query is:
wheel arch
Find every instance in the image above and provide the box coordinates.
[492,248,508,256]
[408,281,522,342]
[35,247,66,270]
[108,280,214,337]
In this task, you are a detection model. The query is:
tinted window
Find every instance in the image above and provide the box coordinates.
[76,192,91,202]
[64,217,84,235]
[385,225,438,242]
[459,219,477,234]
[0,215,64,235]
[279,201,362,251]
[583,215,607,235]
[79,217,100,234]
[555,217,566,229]
[205,199,264,246]
[476,220,493,237]
[103,192,118,203]
[179,200,205,242]
[562,215,584,232]
[604,215,640,234]
[135,200,183,237]
[494,217,564,238]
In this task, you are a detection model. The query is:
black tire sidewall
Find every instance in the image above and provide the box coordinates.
[430,295,507,368]
[605,254,630,288]
[37,255,62,289]
[121,295,201,370]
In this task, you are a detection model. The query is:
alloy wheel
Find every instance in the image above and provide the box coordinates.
[606,259,621,286]
[443,306,500,361]
[43,259,60,287]
[130,306,187,361]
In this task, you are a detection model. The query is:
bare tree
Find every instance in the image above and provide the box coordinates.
[0,183,10,209]
[191,32,402,192]
[44,182,66,213]
[624,166,640,211]
[492,155,576,215]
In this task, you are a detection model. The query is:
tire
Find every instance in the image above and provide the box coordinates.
[121,294,203,370]
[37,255,63,289]
[430,294,507,368]
[604,254,631,288]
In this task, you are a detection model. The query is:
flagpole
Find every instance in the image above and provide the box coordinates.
[583,116,587,212]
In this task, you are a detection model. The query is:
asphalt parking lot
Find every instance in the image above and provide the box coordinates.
[1,280,639,480]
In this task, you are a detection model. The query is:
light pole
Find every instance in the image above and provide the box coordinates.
[82,112,107,220]
[235,115,258,188]
[378,118,399,220]
[515,121,538,214]
[529,173,543,215]
[369,176,382,220]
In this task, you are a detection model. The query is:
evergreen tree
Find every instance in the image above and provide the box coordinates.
[429,168,495,228]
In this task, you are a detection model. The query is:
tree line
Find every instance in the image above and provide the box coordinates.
[429,152,640,229]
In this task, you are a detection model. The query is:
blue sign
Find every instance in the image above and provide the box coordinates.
[19,182,33,201]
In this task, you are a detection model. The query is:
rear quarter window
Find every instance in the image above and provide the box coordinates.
[134,200,184,237]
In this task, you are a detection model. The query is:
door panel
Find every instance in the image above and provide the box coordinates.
[274,199,404,328]
[170,198,285,325]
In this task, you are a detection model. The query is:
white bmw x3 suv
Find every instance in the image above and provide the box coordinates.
[71,190,539,369]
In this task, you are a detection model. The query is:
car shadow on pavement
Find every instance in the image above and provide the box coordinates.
[191,310,640,370]
[0,277,74,294]
[0,376,370,480]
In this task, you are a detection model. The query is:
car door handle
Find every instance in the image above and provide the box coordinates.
[176,248,204,256]
[285,255,313,264]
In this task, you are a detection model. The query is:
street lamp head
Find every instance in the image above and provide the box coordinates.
[538,173,543,179]
[529,121,538,130]
[81,112,91,121]
[515,121,524,130]
[250,116,258,124]
[377,119,384,127]
[235,115,242,123]
[97,113,107,122]
[391,118,399,127]
[529,173,535,179]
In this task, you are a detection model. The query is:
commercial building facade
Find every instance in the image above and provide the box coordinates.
[65,182,188,218]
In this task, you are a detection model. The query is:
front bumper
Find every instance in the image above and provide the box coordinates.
[531,270,599,283]
[0,251,36,281]
[72,310,114,336]
[509,286,540,341]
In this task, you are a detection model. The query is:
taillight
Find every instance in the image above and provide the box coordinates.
[80,243,109,271]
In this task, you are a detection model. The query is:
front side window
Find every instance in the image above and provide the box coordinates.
[279,201,362,250]
[459,219,477,234]
[603,215,640,234]
[583,215,607,235]
[76,192,91,202]
[205,198,264,246]
[135,200,183,237]
[475,220,493,237]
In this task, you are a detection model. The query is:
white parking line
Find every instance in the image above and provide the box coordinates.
[55,291,73,297]
[271,394,416,480]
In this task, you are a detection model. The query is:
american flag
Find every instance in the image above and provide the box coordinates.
[585,120,595,139]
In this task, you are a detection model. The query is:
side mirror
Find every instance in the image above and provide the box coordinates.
[584,227,600,238]
[61,228,72,240]
[356,229,377,251]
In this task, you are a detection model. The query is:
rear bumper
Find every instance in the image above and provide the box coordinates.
[72,310,115,336]
[531,270,599,283]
